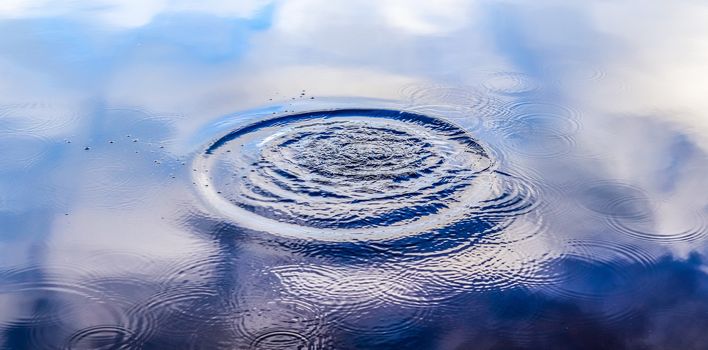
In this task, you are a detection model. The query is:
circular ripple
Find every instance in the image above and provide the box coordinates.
[538,240,659,325]
[492,101,581,158]
[543,61,607,85]
[183,294,330,350]
[608,207,708,243]
[0,103,80,134]
[0,266,128,349]
[399,83,505,125]
[125,285,231,342]
[0,267,125,326]
[65,325,139,350]
[0,133,51,171]
[411,232,558,296]
[571,180,708,242]
[273,264,433,308]
[251,331,311,350]
[230,297,326,349]
[482,72,541,95]
[193,108,497,241]
[503,101,581,134]
[271,264,434,339]
[574,181,653,220]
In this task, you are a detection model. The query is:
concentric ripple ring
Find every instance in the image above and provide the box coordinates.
[193,108,496,241]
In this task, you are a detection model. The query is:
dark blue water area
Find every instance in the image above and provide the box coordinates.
[2,1,708,349]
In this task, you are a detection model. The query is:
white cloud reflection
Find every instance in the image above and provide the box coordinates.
[0,0,273,27]
[1,1,708,346]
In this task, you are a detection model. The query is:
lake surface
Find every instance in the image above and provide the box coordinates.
[1,1,708,349]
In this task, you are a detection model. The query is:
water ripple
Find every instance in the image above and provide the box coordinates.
[575,180,653,220]
[482,72,541,96]
[0,133,51,172]
[193,108,504,241]
[0,266,128,350]
[574,180,708,243]
[0,103,80,134]
[399,83,506,125]
[542,61,607,86]
[271,265,431,339]
[539,239,659,324]
[608,206,708,243]
[192,107,555,342]
[491,101,582,158]
[65,325,139,350]
[229,296,327,350]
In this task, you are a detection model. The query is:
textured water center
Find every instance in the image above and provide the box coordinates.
[194,109,495,241]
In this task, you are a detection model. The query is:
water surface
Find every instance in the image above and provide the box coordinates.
[1,1,708,349]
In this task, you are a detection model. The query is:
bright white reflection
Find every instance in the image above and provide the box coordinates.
[0,0,273,27]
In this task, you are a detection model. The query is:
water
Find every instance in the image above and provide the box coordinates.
[1,1,708,349]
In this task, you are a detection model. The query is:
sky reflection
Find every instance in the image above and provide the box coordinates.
[1,1,708,349]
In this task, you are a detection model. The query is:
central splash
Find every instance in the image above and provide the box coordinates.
[194,108,498,241]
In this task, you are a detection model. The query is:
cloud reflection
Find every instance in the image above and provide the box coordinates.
[1,0,708,348]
